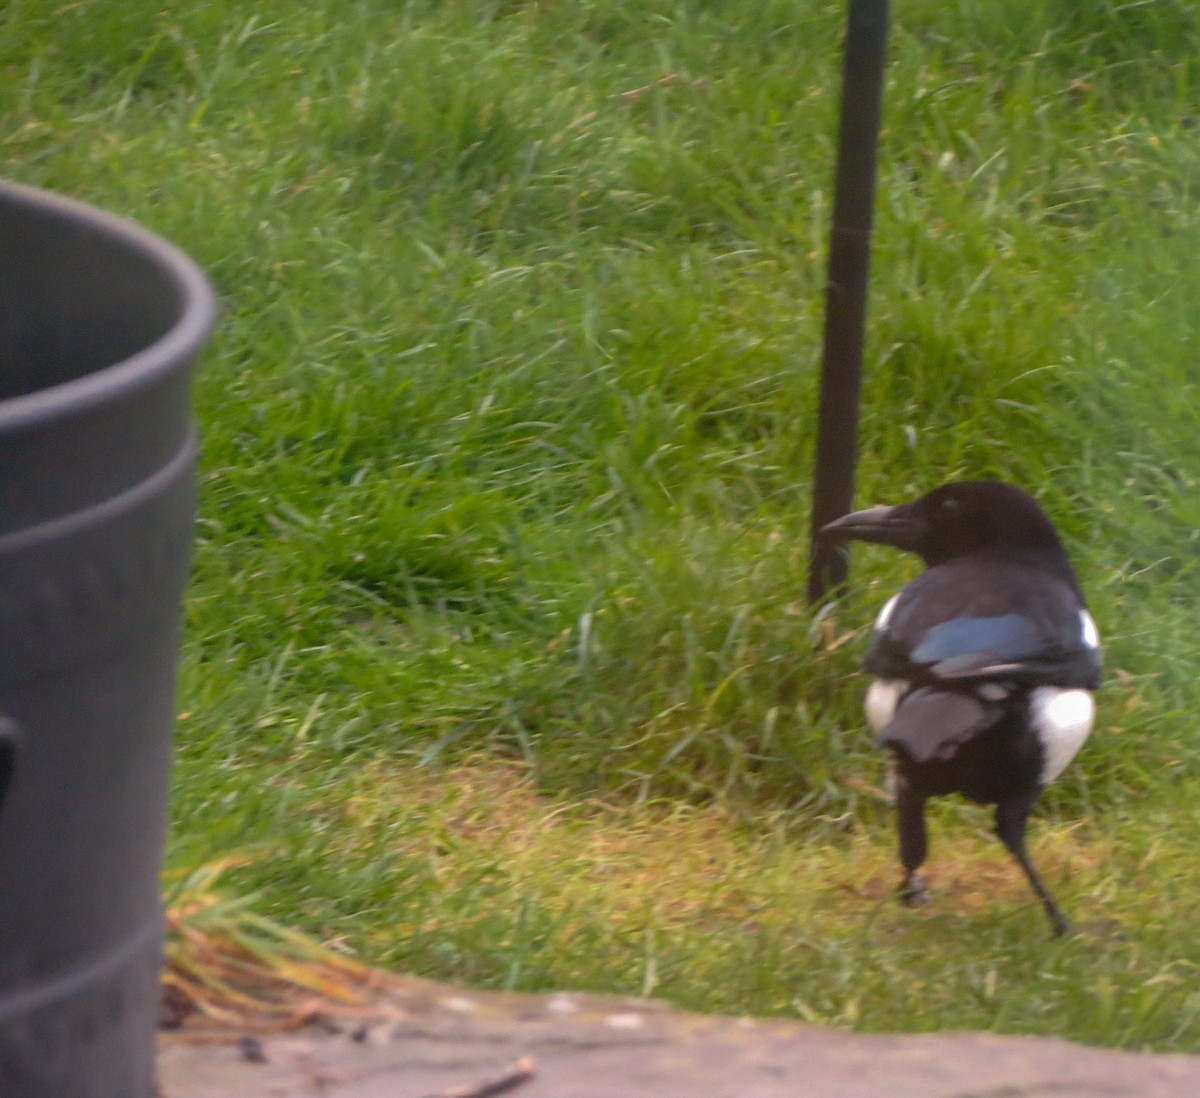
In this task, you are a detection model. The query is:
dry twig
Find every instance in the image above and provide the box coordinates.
[413,1056,537,1098]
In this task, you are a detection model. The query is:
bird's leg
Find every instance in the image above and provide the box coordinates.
[995,789,1072,937]
[895,776,931,906]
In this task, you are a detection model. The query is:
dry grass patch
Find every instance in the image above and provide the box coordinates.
[827,821,1116,922]
[329,758,1124,935]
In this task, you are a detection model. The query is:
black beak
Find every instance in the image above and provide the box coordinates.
[818,502,926,552]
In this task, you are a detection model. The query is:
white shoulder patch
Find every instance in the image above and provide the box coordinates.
[1030,687,1095,784]
[1080,610,1100,650]
[874,594,900,633]
[865,678,908,734]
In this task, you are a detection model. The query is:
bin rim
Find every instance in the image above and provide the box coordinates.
[0,179,216,433]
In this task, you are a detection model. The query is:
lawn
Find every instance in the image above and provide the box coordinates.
[4,0,1200,1049]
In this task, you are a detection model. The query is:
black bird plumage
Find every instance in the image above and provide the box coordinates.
[820,481,1100,935]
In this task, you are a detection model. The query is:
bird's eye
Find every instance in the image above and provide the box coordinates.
[938,497,962,514]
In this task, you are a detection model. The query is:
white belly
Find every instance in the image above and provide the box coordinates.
[865,679,909,734]
[1030,687,1095,784]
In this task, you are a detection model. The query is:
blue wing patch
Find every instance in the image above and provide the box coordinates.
[909,613,1044,666]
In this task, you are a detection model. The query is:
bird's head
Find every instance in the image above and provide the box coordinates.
[818,480,1068,569]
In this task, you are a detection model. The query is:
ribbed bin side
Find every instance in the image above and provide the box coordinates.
[0,180,213,1097]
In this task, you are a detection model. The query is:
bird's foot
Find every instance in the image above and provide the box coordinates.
[1076,917,1125,941]
[1048,911,1074,938]
[898,873,931,907]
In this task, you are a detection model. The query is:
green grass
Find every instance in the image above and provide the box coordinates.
[5,0,1200,1051]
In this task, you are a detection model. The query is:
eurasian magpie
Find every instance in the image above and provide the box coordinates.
[819,480,1100,936]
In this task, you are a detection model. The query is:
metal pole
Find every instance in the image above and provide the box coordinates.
[807,0,891,604]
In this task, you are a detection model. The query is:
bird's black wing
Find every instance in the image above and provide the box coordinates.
[864,557,1101,689]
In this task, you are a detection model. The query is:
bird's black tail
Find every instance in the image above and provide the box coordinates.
[878,686,1005,764]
